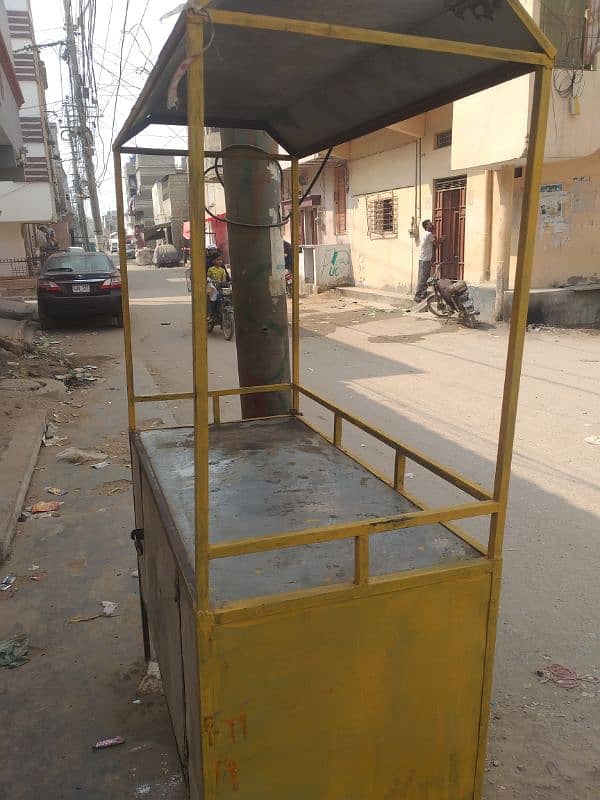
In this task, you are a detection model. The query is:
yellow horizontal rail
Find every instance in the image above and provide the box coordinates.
[134,391,194,403]
[298,416,489,558]
[297,385,492,501]
[212,559,495,624]
[134,384,291,404]
[209,383,291,398]
[208,500,499,559]
[400,487,488,557]
[206,9,551,67]
[205,149,292,162]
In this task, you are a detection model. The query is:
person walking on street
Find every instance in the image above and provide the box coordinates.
[414,219,439,301]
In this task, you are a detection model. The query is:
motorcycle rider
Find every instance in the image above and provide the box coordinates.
[207,257,231,321]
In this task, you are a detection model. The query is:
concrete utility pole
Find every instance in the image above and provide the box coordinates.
[63,100,90,250]
[220,129,290,418]
[62,0,103,251]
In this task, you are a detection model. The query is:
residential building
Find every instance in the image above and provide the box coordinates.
[0,0,57,276]
[0,1,23,179]
[287,1,600,322]
[123,154,177,230]
[102,209,118,237]
[150,171,190,255]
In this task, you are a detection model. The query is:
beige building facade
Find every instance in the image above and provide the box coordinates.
[0,0,59,276]
[292,0,600,313]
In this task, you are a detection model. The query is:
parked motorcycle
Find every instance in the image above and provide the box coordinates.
[207,278,234,340]
[285,269,293,298]
[425,271,479,328]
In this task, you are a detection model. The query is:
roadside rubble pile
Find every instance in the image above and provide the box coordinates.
[0,330,104,459]
[0,334,100,393]
[0,333,70,380]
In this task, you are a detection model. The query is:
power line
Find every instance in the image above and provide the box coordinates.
[97,0,131,183]
[95,0,113,87]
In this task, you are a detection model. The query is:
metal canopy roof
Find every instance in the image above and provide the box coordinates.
[114,1,553,156]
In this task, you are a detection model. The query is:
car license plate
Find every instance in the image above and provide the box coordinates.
[72,283,90,294]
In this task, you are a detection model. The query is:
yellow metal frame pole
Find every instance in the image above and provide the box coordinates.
[476,65,552,800]
[188,15,218,797]
[291,158,300,412]
[113,149,136,431]
[187,17,210,610]
[488,65,552,559]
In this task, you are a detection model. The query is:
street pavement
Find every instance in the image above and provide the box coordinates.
[1,262,599,798]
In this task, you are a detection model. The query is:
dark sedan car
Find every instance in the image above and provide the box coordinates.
[37,250,123,329]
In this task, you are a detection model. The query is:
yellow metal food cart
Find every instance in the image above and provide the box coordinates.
[112,3,554,798]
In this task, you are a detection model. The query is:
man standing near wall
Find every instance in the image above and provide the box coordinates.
[414,219,438,301]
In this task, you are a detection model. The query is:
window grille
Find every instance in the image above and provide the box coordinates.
[367,195,397,239]
[435,129,453,149]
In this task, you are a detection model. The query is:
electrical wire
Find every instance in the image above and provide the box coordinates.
[123,1,152,75]
[95,0,113,86]
[97,0,131,183]
[204,145,333,229]
[553,63,585,98]
[538,1,588,101]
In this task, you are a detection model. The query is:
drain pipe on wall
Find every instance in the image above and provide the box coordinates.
[409,138,423,294]
[482,169,493,282]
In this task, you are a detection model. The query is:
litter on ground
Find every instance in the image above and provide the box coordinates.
[29,501,61,514]
[0,633,30,668]
[93,736,125,750]
[68,600,119,624]
[57,447,108,465]
[137,661,163,696]
[536,663,599,690]
[0,575,17,591]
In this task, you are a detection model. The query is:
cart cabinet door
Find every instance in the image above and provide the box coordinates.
[208,572,491,800]
[139,476,186,760]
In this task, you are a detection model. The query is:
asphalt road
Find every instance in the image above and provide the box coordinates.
[124,262,600,798]
[2,262,599,799]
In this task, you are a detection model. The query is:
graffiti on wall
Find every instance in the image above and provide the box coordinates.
[316,245,353,287]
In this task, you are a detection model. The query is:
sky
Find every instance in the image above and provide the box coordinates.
[29,0,186,214]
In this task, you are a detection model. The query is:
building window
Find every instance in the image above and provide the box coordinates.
[334,164,347,235]
[435,129,453,149]
[367,194,397,239]
[540,0,593,67]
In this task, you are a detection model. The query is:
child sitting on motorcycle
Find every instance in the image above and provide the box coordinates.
[206,257,231,320]
[207,256,229,285]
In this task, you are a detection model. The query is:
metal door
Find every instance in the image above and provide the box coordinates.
[434,177,466,280]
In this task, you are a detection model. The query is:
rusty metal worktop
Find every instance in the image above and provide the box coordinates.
[137,417,479,605]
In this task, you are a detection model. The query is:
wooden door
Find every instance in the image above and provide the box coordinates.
[300,208,319,246]
[434,178,466,280]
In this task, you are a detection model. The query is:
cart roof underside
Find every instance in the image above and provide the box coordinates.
[114,0,550,156]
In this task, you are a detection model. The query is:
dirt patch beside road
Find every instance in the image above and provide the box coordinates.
[0,332,110,456]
